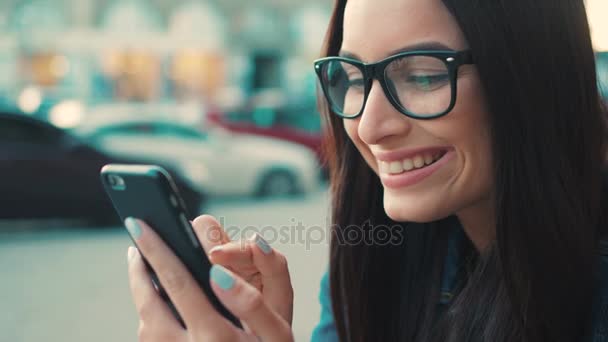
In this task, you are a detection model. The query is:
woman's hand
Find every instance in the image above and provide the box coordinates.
[201,216,294,325]
[125,215,294,341]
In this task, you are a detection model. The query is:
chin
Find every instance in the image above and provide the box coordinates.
[383,191,450,223]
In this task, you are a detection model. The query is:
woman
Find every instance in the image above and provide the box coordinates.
[124,0,608,341]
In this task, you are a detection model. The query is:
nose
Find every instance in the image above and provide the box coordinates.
[357,80,413,145]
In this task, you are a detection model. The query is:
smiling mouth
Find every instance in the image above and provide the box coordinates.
[379,150,448,175]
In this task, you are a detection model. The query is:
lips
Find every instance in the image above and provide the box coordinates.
[377,148,455,189]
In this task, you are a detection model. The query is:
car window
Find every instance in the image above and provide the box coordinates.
[157,124,207,140]
[224,106,321,133]
[94,122,206,140]
[95,123,156,136]
[226,110,250,123]
[0,117,64,145]
[276,106,321,132]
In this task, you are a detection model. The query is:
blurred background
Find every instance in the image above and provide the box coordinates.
[0,0,607,341]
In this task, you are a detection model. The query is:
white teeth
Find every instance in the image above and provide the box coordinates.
[402,159,414,171]
[424,154,433,165]
[379,161,389,173]
[389,161,404,174]
[381,151,446,175]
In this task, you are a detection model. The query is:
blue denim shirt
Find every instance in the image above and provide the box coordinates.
[311,225,608,341]
[310,270,340,341]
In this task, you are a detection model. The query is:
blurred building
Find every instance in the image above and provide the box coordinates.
[0,0,330,109]
[5,0,603,132]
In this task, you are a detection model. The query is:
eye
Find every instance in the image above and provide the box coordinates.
[406,73,450,91]
[346,77,365,89]
[343,65,364,90]
[387,55,450,92]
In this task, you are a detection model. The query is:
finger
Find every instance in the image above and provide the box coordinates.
[127,246,183,330]
[192,215,231,254]
[124,217,234,333]
[208,240,257,271]
[209,265,293,342]
[250,233,294,324]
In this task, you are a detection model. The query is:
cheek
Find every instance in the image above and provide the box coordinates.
[456,77,494,183]
[383,77,494,222]
[343,119,359,141]
[434,77,494,211]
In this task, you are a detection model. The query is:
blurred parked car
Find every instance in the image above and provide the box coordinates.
[0,111,204,225]
[77,116,320,198]
[207,102,325,168]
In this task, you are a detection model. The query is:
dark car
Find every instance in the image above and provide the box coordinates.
[0,111,204,225]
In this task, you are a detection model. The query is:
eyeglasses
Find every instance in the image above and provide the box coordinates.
[314,50,474,120]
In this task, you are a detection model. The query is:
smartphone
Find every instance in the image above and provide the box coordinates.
[100,164,240,328]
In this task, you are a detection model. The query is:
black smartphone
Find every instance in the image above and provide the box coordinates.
[100,164,240,328]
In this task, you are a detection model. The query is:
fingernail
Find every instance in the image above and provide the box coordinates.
[210,265,235,290]
[124,217,142,239]
[209,245,223,254]
[253,233,272,255]
[127,246,137,261]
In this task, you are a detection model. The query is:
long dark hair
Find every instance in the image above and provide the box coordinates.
[320,0,608,341]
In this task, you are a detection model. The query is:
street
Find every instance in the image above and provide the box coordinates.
[0,189,331,342]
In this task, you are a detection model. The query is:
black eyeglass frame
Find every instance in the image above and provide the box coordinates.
[314,50,474,120]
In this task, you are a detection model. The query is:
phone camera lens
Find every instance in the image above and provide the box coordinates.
[108,174,126,190]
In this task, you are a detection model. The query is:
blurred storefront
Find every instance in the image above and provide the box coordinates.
[98,0,164,102]
[168,2,227,101]
[0,35,18,104]
[7,0,91,125]
[0,0,331,132]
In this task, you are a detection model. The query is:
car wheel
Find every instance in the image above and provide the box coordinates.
[257,170,298,197]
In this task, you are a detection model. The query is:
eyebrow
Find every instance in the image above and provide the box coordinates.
[339,41,452,61]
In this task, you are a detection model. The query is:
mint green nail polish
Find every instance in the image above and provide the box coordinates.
[210,265,234,290]
[124,217,142,239]
[254,233,272,255]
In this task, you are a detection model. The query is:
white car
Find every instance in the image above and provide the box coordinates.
[76,117,320,198]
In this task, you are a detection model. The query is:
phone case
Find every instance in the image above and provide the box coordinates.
[100,164,240,328]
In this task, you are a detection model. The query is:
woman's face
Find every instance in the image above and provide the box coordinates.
[341,0,494,222]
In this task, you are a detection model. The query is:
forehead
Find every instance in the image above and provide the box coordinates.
[342,0,468,61]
